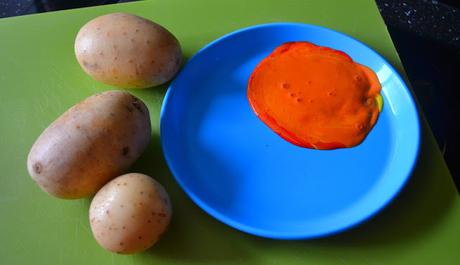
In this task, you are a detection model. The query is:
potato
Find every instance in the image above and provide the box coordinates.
[89,173,172,254]
[74,13,182,88]
[27,91,151,199]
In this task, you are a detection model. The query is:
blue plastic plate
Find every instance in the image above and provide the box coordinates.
[160,23,420,239]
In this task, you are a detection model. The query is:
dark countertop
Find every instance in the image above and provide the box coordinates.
[1,0,459,189]
[377,0,459,46]
[376,0,460,191]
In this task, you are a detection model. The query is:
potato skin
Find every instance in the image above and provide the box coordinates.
[74,13,182,88]
[27,91,151,199]
[89,173,172,254]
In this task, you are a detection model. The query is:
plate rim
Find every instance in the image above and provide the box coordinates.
[160,22,421,239]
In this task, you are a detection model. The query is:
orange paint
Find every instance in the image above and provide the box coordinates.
[247,42,382,149]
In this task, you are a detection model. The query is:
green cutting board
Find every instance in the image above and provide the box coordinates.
[1,0,459,264]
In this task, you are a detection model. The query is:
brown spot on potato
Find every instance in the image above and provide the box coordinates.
[82,60,99,70]
[131,99,144,113]
[125,105,134,112]
[33,162,42,174]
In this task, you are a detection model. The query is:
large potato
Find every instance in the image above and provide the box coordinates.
[89,173,172,254]
[27,91,151,199]
[74,13,182,88]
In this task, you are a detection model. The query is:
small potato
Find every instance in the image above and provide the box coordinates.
[75,13,182,88]
[27,91,151,199]
[89,173,172,254]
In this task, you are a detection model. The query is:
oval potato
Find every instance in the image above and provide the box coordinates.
[89,173,172,254]
[75,13,182,88]
[27,91,151,199]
